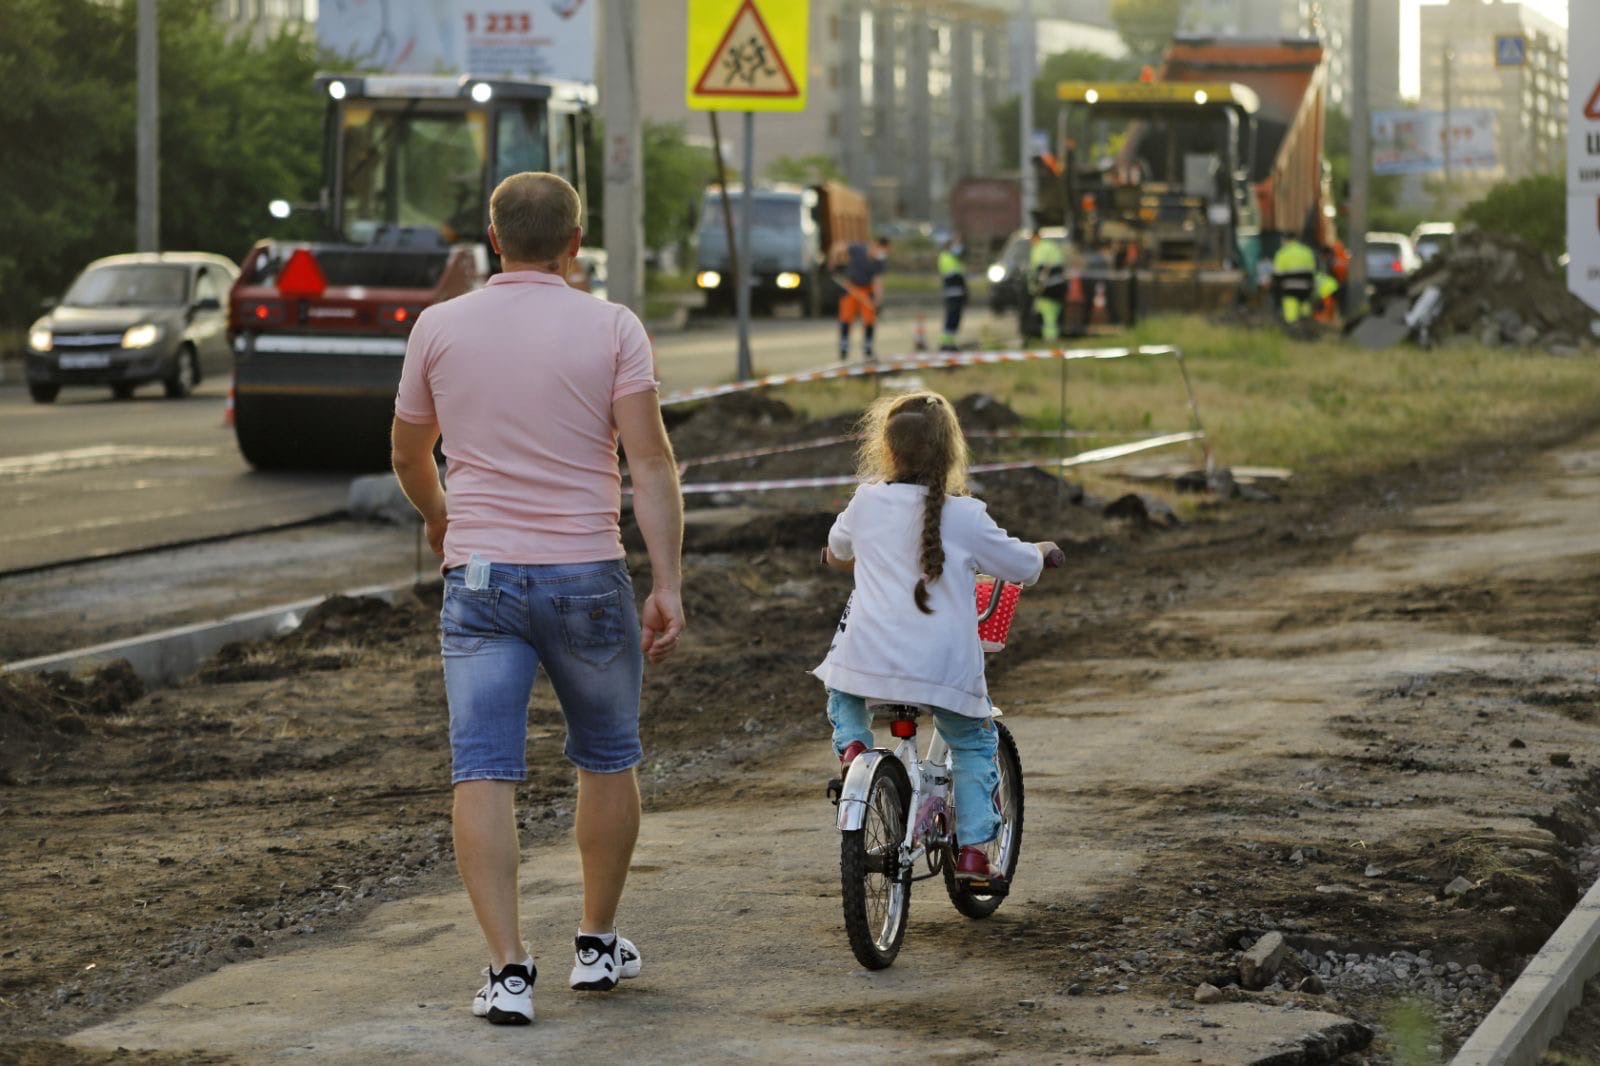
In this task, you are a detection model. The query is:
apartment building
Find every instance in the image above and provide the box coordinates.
[1418,0,1568,201]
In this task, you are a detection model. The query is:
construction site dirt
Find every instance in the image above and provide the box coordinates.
[4,395,1600,1063]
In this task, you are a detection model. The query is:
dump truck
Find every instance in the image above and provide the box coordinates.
[228,73,595,470]
[694,181,870,316]
[1051,37,1333,311]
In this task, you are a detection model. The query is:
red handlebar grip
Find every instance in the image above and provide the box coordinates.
[1045,548,1065,569]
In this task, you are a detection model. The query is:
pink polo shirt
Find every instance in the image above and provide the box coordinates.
[394,270,659,570]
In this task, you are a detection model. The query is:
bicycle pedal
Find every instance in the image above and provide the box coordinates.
[825,778,842,806]
[961,877,1009,898]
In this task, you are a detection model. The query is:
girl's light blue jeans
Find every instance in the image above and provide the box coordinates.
[826,688,1001,847]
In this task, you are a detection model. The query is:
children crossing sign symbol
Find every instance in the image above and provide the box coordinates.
[686,0,808,112]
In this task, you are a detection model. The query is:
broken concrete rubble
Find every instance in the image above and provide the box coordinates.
[1396,228,1598,350]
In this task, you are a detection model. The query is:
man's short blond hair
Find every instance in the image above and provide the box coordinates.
[490,172,582,262]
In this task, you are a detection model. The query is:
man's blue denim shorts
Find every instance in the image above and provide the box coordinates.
[439,559,643,782]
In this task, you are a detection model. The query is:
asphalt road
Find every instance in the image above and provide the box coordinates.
[0,379,349,573]
[0,313,950,575]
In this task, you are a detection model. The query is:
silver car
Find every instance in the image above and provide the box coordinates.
[25,252,239,404]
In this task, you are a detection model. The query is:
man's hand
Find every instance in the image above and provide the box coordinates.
[639,586,684,664]
[424,512,448,558]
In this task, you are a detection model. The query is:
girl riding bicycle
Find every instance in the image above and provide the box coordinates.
[813,390,1059,884]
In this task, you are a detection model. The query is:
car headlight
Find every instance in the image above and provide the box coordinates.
[122,323,161,349]
[775,272,802,290]
[986,264,1006,284]
[29,326,52,352]
[696,270,722,289]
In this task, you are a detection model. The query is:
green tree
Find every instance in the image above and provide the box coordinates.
[584,120,717,258]
[1111,0,1183,62]
[765,153,842,185]
[0,0,323,329]
[642,121,717,256]
[991,49,1140,168]
[1459,175,1566,258]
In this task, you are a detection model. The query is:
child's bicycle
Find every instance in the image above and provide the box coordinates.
[826,548,1063,969]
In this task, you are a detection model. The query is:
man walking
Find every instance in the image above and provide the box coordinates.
[391,171,685,1026]
[835,236,889,361]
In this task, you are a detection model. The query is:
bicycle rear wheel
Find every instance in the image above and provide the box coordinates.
[944,720,1024,919]
[840,757,912,969]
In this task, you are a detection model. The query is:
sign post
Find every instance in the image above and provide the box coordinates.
[686,0,808,381]
[1570,0,1600,314]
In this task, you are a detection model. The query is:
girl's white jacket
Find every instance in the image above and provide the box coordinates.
[812,481,1044,717]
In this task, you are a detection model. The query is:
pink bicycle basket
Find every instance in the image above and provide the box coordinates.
[975,579,1022,652]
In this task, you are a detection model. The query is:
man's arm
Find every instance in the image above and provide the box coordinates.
[615,391,684,664]
[391,417,447,558]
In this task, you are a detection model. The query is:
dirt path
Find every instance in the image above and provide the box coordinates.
[49,432,1600,1062]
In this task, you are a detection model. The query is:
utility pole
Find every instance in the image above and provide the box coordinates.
[1017,0,1036,227]
[602,0,644,315]
[1346,0,1370,319]
[1441,46,1453,207]
[736,114,754,380]
[136,0,159,252]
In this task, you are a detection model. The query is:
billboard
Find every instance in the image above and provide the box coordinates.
[1570,0,1600,312]
[317,0,595,85]
[1371,109,1496,176]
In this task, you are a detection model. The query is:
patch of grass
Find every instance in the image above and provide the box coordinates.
[646,271,698,296]
[762,315,1600,487]
[881,272,942,296]
[1382,999,1444,1064]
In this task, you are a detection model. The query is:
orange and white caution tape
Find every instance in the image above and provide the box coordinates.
[670,427,1187,474]
[634,431,1204,497]
[659,345,1181,408]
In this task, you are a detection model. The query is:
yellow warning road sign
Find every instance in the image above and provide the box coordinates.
[686,0,808,112]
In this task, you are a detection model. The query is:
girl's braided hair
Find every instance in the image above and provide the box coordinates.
[855,390,970,614]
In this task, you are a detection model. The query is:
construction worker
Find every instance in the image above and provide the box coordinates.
[1271,231,1317,325]
[1027,228,1068,342]
[937,239,967,351]
[1312,247,1342,324]
[836,237,890,361]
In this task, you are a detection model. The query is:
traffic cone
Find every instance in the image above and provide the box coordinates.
[1067,269,1085,306]
[222,373,236,428]
[1092,281,1108,325]
[913,314,928,352]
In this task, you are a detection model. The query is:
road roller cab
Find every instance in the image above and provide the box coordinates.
[228,73,595,470]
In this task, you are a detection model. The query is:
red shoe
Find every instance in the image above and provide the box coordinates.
[839,740,867,766]
[954,845,1002,883]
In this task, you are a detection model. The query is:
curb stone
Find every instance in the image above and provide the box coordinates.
[1451,871,1600,1065]
[2,579,421,686]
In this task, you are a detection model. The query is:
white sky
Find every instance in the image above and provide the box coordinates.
[1400,0,1570,99]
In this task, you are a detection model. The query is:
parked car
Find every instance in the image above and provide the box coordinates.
[25,253,239,404]
[1410,222,1456,263]
[986,227,1073,313]
[1364,232,1423,305]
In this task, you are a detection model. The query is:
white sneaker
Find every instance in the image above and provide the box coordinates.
[569,933,640,991]
[472,959,535,1024]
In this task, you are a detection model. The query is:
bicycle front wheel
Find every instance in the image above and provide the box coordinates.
[840,756,911,969]
[944,720,1024,919]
